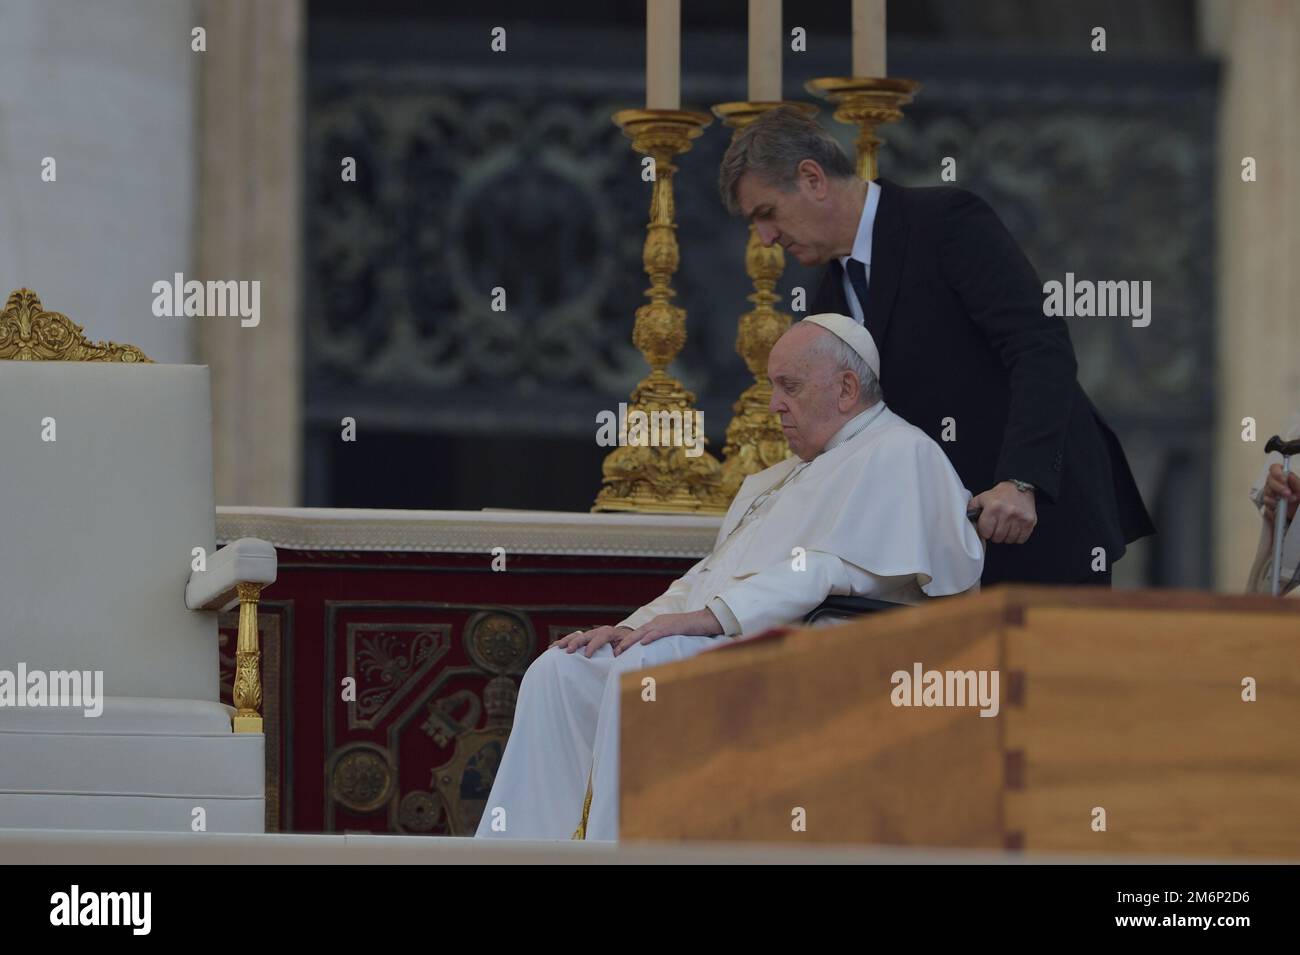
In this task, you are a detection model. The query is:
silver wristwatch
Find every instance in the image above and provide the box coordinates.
[1008,479,1035,494]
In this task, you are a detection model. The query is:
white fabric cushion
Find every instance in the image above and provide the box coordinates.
[0,730,262,798]
[0,363,218,702]
[0,697,233,735]
[0,794,264,833]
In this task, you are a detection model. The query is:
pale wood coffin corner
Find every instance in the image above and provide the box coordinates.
[619,586,1300,858]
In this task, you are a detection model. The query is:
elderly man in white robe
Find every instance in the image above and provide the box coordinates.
[475,314,984,842]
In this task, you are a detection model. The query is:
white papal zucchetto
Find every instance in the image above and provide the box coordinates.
[800,312,881,380]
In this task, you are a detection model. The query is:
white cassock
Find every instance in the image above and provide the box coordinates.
[1246,410,1300,596]
[475,400,984,841]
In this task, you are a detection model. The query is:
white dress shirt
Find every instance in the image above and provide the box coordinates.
[837,179,882,327]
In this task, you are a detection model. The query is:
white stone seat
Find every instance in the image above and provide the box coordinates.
[0,359,274,833]
[0,697,234,735]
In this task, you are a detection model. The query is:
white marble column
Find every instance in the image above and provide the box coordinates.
[195,0,304,506]
[0,0,197,362]
[1203,0,1300,589]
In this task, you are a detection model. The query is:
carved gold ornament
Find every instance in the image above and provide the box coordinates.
[593,109,727,514]
[0,288,152,362]
[711,102,821,498]
[804,77,920,182]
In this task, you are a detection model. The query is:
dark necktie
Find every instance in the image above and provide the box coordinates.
[845,257,869,323]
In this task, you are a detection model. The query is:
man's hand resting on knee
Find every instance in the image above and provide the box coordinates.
[552,625,634,658]
[613,609,722,656]
[551,609,723,659]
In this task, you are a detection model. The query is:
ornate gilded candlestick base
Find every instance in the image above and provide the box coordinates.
[711,101,819,500]
[804,77,920,180]
[594,108,727,514]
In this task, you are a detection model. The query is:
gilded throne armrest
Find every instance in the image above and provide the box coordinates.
[186,539,278,734]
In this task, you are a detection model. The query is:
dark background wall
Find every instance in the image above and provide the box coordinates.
[302,0,1214,587]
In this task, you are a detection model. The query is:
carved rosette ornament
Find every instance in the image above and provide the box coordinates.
[0,288,152,362]
[594,109,727,514]
[331,745,395,814]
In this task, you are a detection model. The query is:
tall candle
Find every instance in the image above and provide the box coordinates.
[748,0,781,102]
[646,0,681,110]
[851,0,886,77]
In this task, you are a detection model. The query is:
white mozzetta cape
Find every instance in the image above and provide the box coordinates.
[717,406,984,596]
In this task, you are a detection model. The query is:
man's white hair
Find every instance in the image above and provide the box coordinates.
[809,329,883,408]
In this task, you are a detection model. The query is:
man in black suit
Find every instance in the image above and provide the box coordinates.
[718,106,1153,586]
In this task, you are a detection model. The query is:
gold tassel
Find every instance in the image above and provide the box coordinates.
[571,770,594,840]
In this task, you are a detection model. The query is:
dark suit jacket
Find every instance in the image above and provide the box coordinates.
[810,178,1154,585]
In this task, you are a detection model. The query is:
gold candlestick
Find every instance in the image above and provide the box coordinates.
[711,101,819,500]
[594,108,727,514]
[804,77,920,180]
